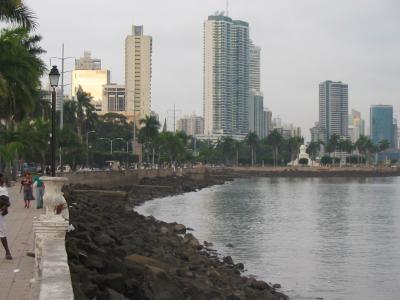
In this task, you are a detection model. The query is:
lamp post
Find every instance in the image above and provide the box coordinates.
[49,66,60,177]
[86,130,95,167]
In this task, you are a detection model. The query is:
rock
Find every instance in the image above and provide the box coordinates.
[223,256,234,265]
[85,255,105,270]
[102,273,125,293]
[234,263,244,270]
[227,295,242,300]
[93,233,115,246]
[184,233,200,248]
[250,280,270,290]
[106,288,129,300]
[226,243,234,248]
[272,283,282,289]
[160,226,169,235]
[173,224,186,234]
[80,282,97,299]
[204,241,214,247]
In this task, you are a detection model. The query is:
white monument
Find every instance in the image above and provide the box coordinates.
[288,145,319,167]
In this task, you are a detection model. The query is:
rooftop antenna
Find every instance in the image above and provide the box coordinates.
[226,0,229,16]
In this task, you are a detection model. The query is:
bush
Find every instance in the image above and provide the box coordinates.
[299,158,309,165]
[320,156,333,165]
[346,155,365,164]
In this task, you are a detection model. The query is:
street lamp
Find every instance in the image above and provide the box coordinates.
[86,130,96,167]
[49,66,60,176]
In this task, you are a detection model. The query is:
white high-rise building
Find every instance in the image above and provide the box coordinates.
[125,25,152,122]
[319,80,349,143]
[203,14,249,136]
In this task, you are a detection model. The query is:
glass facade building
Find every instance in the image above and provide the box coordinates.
[370,105,394,147]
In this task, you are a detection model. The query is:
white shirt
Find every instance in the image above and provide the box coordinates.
[0,185,9,197]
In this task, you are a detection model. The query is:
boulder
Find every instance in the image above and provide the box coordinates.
[106,288,129,300]
[250,280,270,291]
[184,233,200,248]
[174,224,186,234]
[94,233,115,246]
[223,256,234,265]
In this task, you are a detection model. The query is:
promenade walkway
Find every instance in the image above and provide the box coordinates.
[0,183,42,300]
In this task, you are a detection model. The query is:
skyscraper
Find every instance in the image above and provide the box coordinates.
[370,105,394,147]
[319,80,349,143]
[203,14,249,136]
[125,25,152,122]
[71,51,110,112]
[248,41,265,138]
[249,42,261,92]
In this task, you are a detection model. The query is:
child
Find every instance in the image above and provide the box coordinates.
[0,173,12,260]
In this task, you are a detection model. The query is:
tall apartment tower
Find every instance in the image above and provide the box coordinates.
[125,25,152,122]
[203,14,249,136]
[248,41,265,138]
[319,80,349,143]
[249,42,261,92]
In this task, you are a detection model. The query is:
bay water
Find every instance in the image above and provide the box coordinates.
[136,177,400,300]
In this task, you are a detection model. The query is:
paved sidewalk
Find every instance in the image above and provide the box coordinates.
[0,183,43,300]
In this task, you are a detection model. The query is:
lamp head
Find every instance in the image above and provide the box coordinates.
[49,65,60,88]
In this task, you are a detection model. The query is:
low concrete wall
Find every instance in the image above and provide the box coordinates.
[64,167,216,188]
[39,239,74,300]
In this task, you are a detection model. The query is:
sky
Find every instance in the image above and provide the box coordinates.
[22,0,400,139]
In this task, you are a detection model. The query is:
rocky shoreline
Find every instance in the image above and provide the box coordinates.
[64,175,288,300]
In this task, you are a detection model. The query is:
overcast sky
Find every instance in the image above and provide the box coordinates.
[23,0,400,139]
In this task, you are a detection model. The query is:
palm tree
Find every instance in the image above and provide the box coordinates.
[218,136,235,165]
[378,139,390,152]
[0,28,45,124]
[245,132,259,166]
[159,132,184,166]
[307,141,323,160]
[339,139,353,165]
[0,0,36,30]
[287,136,304,163]
[138,115,160,163]
[267,130,283,167]
[64,87,97,141]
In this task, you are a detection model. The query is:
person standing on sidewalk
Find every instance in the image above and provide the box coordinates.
[20,172,34,208]
[33,174,44,209]
[0,173,12,260]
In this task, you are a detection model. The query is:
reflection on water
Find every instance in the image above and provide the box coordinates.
[136,177,400,300]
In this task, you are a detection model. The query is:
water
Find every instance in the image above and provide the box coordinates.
[136,177,400,300]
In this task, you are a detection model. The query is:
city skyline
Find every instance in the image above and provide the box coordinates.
[24,0,400,140]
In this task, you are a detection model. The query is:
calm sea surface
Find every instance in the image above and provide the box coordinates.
[136,177,400,300]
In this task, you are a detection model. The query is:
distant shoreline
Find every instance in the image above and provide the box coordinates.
[217,166,400,178]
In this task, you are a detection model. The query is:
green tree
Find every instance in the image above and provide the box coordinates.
[267,130,283,167]
[307,141,323,160]
[159,132,184,165]
[287,136,304,163]
[138,115,160,163]
[245,132,259,166]
[0,0,36,30]
[0,28,45,124]
[378,139,390,152]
